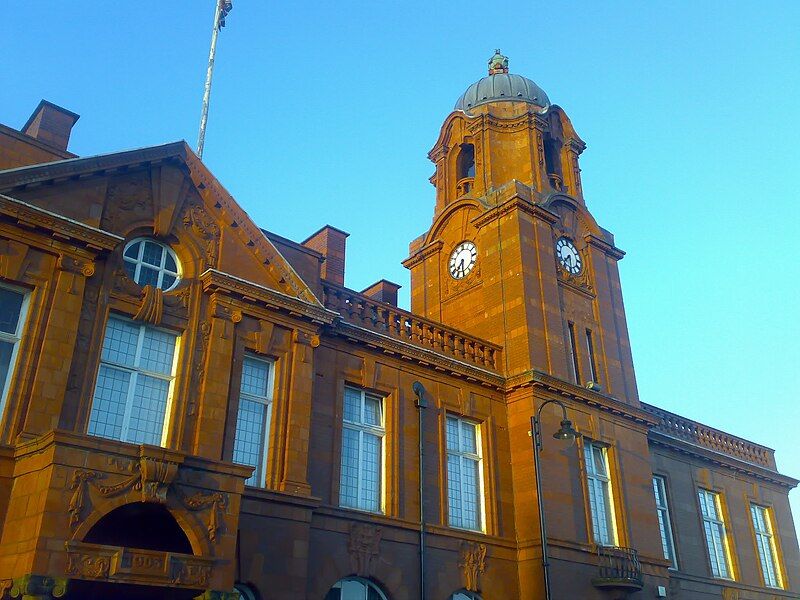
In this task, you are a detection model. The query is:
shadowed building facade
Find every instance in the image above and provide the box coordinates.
[0,53,797,600]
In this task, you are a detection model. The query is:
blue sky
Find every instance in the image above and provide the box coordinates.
[5,2,799,538]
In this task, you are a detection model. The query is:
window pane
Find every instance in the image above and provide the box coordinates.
[123,241,141,259]
[87,365,130,440]
[164,252,177,272]
[363,395,381,427]
[593,446,607,476]
[101,318,140,367]
[126,374,170,445]
[0,289,23,334]
[360,432,381,511]
[142,241,164,266]
[140,327,177,374]
[461,457,480,530]
[161,274,176,290]
[123,261,137,280]
[0,340,14,394]
[137,265,160,287]
[339,427,360,508]
[343,387,361,423]
[446,416,459,451]
[447,453,463,526]
[460,421,477,454]
[241,357,270,397]
[233,397,268,485]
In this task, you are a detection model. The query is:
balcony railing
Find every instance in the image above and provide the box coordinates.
[456,177,474,197]
[547,172,563,191]
[592,545,643,591]
[322,281,501,372]
[641,403,774,468]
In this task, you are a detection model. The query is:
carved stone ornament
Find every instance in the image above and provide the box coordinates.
[459,541,487,592]
[9,574,68,599]
[68,451,182,530]
[182,201,220,269]
[181,490,228,544]
[556,261,595,296]
[347,522,382,577]
[65,541,214,589]
[57,254,95,277]
[132,285,164,325]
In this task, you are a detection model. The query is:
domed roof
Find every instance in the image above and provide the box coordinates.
[454,50,550,113]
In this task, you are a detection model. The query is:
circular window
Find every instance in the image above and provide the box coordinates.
[123,238,180,291]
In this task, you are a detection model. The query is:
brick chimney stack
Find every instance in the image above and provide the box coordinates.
[361,280,401,307]
[302,225,349,286]
[22,100,80,151]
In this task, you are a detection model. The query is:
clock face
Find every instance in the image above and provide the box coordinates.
[556,237,582,274]
[449,241,477,279]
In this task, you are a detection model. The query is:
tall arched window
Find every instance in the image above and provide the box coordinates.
[457,143,476,179]
[324,577,388,600]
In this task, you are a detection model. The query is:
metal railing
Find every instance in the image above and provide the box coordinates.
[594,546,643,588]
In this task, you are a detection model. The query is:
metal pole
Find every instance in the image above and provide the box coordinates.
[531,398,572,600]
[412,381,427,600]
[531,413,552,600]
[197,0,224,159]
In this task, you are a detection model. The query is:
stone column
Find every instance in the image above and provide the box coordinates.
[23,254,94,435]
[277,330,318,495]
[193,299,241,459]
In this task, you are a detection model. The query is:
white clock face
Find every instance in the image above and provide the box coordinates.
[556,237,582,274]
[449,241,477,279]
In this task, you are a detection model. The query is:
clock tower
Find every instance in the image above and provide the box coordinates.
[404,50,640,405]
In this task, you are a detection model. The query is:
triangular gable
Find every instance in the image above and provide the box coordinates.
[0,141,322,306]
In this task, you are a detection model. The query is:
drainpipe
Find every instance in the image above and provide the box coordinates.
[412,381,427,600]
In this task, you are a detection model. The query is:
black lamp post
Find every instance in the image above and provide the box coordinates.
[530,399,579,600]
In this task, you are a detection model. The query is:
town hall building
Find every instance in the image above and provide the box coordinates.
[0,51,797,599]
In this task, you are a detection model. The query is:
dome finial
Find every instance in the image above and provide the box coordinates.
[488,49,509,75]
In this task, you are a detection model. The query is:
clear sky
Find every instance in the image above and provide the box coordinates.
[5,2,799,538]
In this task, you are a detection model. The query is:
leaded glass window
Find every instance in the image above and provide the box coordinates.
[751,504,782,588]
[0,285,27,415]
[698,489,733,579]
[123,238,180,291]
[653,475,677,567]
[88,316,178,446]
[446,415,483,531]
[339,386,384,513]
[585,441,616,546]
[232,355,273,486]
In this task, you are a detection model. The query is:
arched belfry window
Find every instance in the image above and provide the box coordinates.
[543,137,563,190]
[324,577,388,600]
[457,143,476,179]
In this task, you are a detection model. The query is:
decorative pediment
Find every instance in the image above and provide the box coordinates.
[0,142,322,306]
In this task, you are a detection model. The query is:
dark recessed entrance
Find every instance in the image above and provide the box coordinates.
[65,502,201,600]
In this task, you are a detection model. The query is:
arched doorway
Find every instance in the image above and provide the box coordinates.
[65,502,201,600]
[324,576,388,600]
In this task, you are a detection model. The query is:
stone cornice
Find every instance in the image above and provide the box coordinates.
[0,142,187,192]
[402,239,443,269]
[505,370,658,428]
[0,193,123,250]
[648,431,798,489]
[584,233,625,260]
[326,320,505,389]
[471,196,558,229]
[200,269,337,326]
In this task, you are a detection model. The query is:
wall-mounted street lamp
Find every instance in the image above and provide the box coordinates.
[530,399,579,600]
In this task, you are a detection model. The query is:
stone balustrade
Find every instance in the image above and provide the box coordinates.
[642,403,774,468]
[322,282,502,372]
